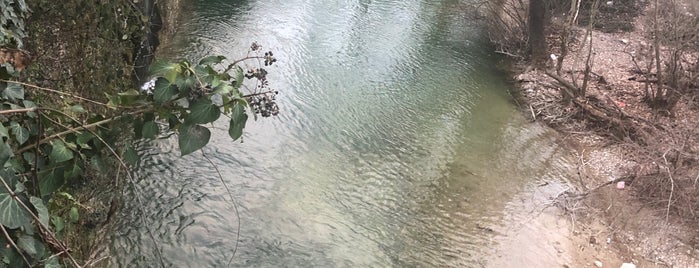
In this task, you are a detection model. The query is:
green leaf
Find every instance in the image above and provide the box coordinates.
[69,207,79,223]
[17,235,42,257]
[178,124,211,156]
[70,104,87,113]
[213,83,235,95]
[0,170,18,194]
[105,93,121,107]
[44,256,61,268]
[9,121,29,145]
[229,103,248,141]
[0,124,8,139]
[124,146,138,166]
[90,155,107,173]
[198,55,226,66]
[51,216,65,233]
[2,244,25,267]
[49,140,73,163]
[233,65,244,88]
[0,142,12,168]
[76,132,93,149]
[22,152,35,166]
[187,98,220,124]
[22,100,37,118]
[64,163,82,179]
[149,60,181,83]
[117,89,141,106]
[1,82,24,101]
[39,166,65,197]
[142,121,159,139]
[153,77,178,103]
[29,196,49,226]
[175,76,195,92]
[0,192,31,228]
[168,114,181,129]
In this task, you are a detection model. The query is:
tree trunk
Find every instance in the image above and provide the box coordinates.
[528,0,547,67]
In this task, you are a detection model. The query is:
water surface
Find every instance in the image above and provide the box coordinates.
[109,0,576,266]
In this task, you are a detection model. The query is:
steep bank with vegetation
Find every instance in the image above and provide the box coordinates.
[483,0,698,266]
[1,0,278,266]
[1,0,160,265]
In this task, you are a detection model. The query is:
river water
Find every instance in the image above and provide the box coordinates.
[109,0,578,267]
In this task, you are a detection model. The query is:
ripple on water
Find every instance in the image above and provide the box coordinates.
[109,0,577,267]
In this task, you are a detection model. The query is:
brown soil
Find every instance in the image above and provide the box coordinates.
[509,2,699,267]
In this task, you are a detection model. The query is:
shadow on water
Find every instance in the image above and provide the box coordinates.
[108,0,578,267]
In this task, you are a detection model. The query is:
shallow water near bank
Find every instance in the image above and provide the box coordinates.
[108,0,578,266]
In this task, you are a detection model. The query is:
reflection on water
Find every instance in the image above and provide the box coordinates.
[108,0,576,267]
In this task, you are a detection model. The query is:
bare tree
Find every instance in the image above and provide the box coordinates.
[528,0,547,66]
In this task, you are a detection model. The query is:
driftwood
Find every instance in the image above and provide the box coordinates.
[544,71,661,143]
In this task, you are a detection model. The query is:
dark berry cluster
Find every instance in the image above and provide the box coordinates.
[264,51,277,66]
[250,42,261,51]
[246,91,279,117]
[244,67,268,81]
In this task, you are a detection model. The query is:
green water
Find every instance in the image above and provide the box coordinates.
[108,0,576,267]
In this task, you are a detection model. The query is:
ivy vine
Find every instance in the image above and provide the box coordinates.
[0,45,279,266]
[1,1,281,263]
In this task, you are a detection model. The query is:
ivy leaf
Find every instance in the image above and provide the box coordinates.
[9,121,29,145]
[178,123,210,156]
[117,89,141,106]
[29,196,49,226]
[198,55,226,66]
[153,77,177,103]
[69,207,79,223]
[22,100,37,118]
[0,124,8,139]
[229,103,248,141]
[90,155,107,173]
[149,60,181,83]
[64,163,82,179]
[214,83,235,95]
[44,257,62,268]
[187,98,220,124]
[18,235,43,258]
[142,120,159,139]
[0,192,31,229]
[2,82,24,101]
[39,166,65,197]
[123,146,138,166]
[0,142,12,167]
[49,140,73,163]
[70,104,87,113]
[51,216,65,234]
[233,65,244,89]
[76,132,93,149]
[175,75,195,92]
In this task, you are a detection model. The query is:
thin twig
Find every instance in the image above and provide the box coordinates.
[201,150,241,266]
[0,79,111,108]
[223,56,265,73]
[0,107,37,114]
[15,107,150,155]
[663,150,675,222]
[0,225,31,267]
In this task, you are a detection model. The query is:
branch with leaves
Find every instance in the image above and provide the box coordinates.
[0,44,279,266]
